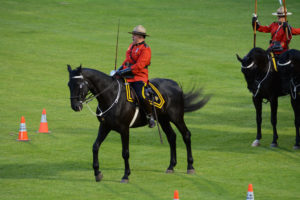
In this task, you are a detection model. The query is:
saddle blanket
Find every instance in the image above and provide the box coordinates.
[124,79,165,109]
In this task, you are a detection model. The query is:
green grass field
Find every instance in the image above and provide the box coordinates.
[1,0,300,199]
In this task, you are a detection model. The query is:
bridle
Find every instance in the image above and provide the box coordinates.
[70,75,94,103]
[70,75,121,117]
[241,58,272,97]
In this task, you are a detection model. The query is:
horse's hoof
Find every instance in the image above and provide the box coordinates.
[293,145,300,150]
[166,169,174,174]
[120,179,129,183]
[95,172,103,182]
[270,143,278,148]
[251,139,260,147]
[187,169,195,174]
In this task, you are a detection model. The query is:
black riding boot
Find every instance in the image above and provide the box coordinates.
[130,81,156,128]
[143,86,156,128]
[141,97,156,128]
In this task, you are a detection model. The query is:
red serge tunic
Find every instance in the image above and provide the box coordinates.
[121,41,151,83]
[258,22,300,54]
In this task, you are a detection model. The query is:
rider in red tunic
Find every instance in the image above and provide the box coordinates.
[252,6,300,56]
[115,25,155,128]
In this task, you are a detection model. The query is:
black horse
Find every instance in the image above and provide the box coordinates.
[67,65,209,182]
[277,49,300,149]
[236,48,289,147]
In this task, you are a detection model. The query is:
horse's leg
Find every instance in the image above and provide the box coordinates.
[173,118,195,174]
[252,97,263,146]
[291,97,300,149]
[120,128,130,183]
[93,123,111,182]
[270,97,279,147]
[159,118,177,173]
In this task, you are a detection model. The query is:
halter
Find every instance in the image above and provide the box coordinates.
[71,75,121,117]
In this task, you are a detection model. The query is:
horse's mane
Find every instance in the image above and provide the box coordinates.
[81,68,109,78]
[249,47,269,72]
[76,67,111,79]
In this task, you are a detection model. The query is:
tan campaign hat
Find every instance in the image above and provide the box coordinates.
[128,25,150,36]
[272,6,292,16]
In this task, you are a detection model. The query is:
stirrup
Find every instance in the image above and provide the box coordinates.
[147,115,156,128]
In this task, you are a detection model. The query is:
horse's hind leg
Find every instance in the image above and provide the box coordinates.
[173,118,195,174]
[270,97,279,147]
[93,123,111,182]
[159,118,177,173]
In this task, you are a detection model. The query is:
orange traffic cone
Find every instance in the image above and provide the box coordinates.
[37,108,50,133]
[17,116,29,141]
[246,184,254,200]
[173,190,179,200]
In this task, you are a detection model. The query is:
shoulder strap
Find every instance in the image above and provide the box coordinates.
[129,45,136,63]
[271,23,282,40]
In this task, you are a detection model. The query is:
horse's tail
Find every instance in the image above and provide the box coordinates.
[183,87,210,113]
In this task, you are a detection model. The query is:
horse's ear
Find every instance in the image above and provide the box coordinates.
[236,54,243,63]
[79,64,82,73]
[67,64,72,72]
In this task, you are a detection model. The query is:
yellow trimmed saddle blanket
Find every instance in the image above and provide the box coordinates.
[124,79,165,109]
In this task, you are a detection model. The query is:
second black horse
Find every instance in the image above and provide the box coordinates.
[237,48,289,147]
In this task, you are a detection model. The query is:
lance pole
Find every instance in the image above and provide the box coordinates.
[253,0,257,48]
[282,0,289,40]
[114,19,120,71]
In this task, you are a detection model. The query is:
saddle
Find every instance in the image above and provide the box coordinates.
[124,79,165,109]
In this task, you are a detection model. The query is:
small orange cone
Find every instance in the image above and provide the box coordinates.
[37,108,50,133]
[246,184,254,200]
[173,190,179,200]
[17,116,29,141]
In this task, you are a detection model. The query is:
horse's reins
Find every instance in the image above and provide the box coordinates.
[241,58,272,98]
[71,75,121,117]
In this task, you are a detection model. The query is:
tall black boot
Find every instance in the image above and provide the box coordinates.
[142,99,156,128]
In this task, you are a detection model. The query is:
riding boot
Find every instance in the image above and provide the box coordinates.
[142,99,156,128]
[130,81,156,128]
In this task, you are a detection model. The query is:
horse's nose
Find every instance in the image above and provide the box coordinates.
[71,103,82,112]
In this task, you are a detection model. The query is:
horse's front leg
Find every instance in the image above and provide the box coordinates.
[120,127,130,183]
[93,123,111,182]
[270,97,279,147]
[252,97,262,146]
[291,97,300,149]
